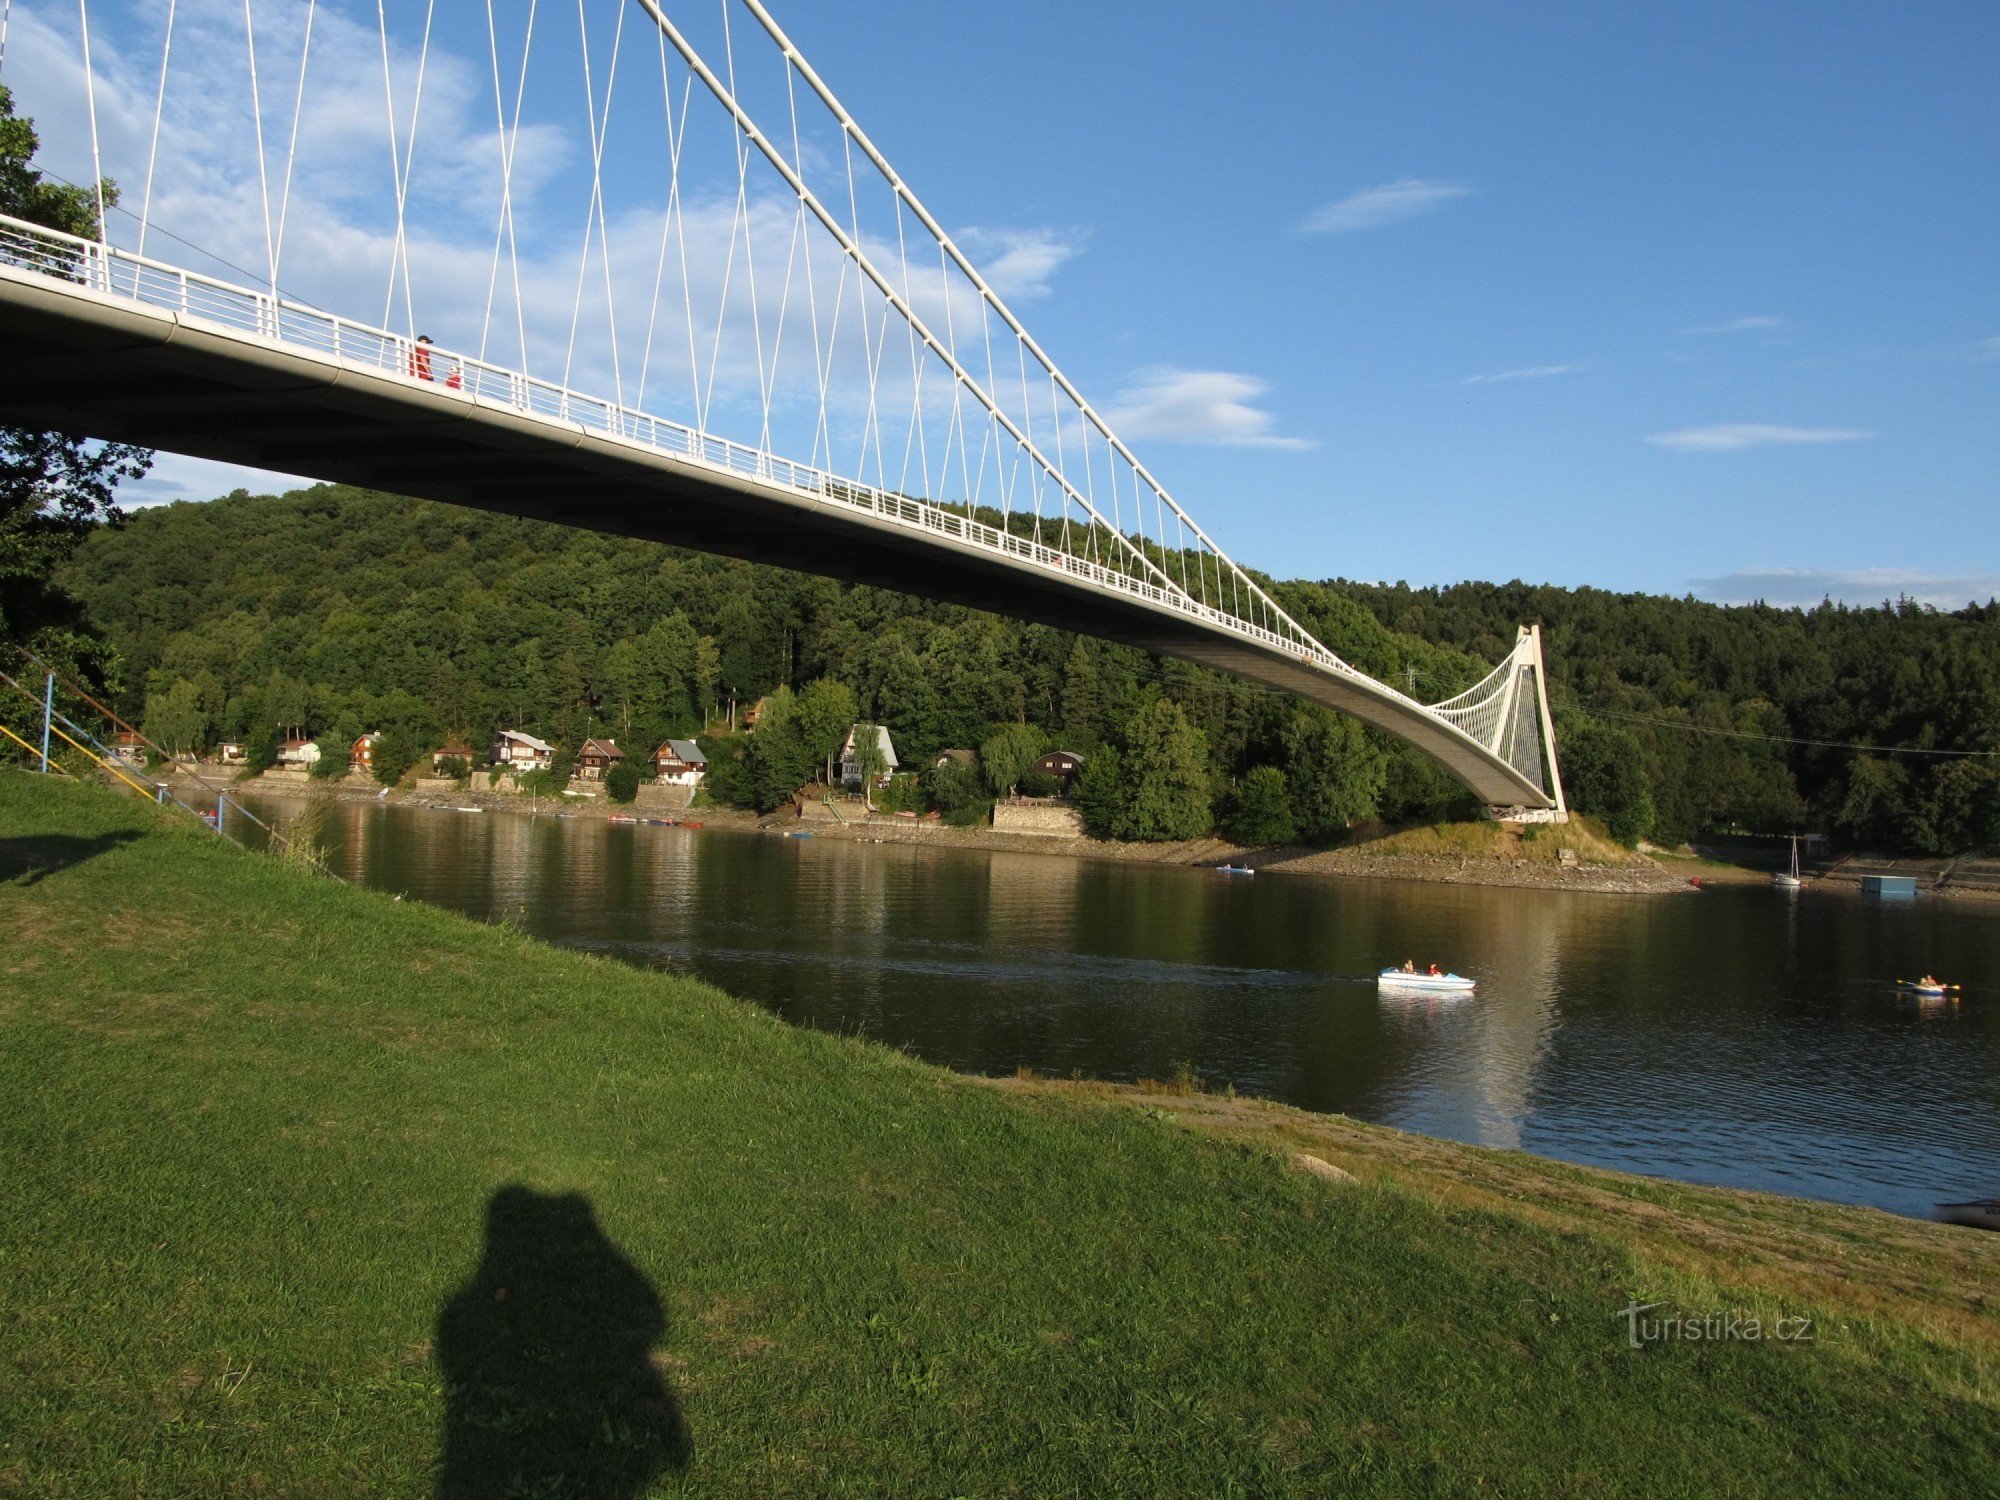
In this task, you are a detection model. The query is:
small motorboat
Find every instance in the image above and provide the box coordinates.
[1216,864,1255,875]
[1898,978,1960,998]
[1378,968,1476,992]
[1934,1199,2000,1231]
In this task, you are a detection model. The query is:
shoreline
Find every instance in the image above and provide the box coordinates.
[189,770,1696,896]
[175,769,2000,901]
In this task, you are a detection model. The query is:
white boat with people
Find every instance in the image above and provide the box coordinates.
[1378,965,1476,993]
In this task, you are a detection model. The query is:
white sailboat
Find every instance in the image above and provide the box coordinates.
[1773,834,1803,890]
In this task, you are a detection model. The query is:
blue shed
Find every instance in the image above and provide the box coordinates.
[1861,874,1917,899]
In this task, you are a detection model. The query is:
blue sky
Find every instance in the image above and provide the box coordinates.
[8,1,1996,606]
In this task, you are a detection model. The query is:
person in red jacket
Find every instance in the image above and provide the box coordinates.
[410,334,435,381]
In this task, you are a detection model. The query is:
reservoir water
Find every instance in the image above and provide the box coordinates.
[233,797,1999,1218]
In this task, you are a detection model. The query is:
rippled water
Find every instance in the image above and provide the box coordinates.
[230,796,2000,1217]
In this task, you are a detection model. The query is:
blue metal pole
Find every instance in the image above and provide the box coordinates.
[40,674,55,773]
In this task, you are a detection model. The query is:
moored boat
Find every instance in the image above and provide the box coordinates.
[1216,864,1255,875]
[1773,834,1804,889]
[1934,1198,2000,1231]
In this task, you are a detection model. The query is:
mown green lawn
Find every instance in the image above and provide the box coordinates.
[1,773,1993,1497]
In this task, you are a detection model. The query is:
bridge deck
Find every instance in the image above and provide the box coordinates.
[0,258,1552,809]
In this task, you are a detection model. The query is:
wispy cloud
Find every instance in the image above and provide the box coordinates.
[1104,370,1315,451]
[1646,423,1873,452]
[1974,334,2000,361]
[122,454,314,509]
[1681,315,1783,335]
[1462,363,1583,386]
[1301,179,1472,235]
[956,226,1084,301]
[1691,567,2000,609]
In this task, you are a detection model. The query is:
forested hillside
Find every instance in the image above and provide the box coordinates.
[55,485,2000,853]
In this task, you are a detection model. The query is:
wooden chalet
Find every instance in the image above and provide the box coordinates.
[575,737,626,781]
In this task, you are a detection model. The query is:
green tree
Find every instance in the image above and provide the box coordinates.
[1059,639,1103,745]
[0,91,151,669]
[604,759,642,804]
[979,722,1045,796]
[1072,744,1125,837]
[1279,707,1385,841]
[142,679,207,761]
[1115,700,1212,841]
[1559,718,1655,844]
[745,686,813,811]
[924,756,990,826]
[372,729,418,788]
[693,636,721,728]
[1223,765,1297,845]
[850,722,890,799]
[793,678,859,785]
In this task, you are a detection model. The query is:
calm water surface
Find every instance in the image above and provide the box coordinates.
[234,797,2000,1217]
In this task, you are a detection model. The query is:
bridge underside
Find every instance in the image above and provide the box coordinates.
[0,273,1551,807]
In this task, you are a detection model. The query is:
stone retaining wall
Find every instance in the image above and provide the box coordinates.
[991,800,1086,838]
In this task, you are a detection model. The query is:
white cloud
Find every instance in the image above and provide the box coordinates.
[1646,423,1873,452]
[955,227,1084,301]
[1691,567,2000,609]
[1103,370,1314,451]
[1301,179,1471,235]
[1681,315,1783,334]
[122,454,314,509]
[1975,335,2000,361]
[1462,363,1583,385]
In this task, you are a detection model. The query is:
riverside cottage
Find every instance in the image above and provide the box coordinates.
[491,730,554,772]
[838,724,899,789]
[1031,749,1085,789]
[430,737,477,773]
[652,738,707,788]
[575,738,626,781]
[276,737,320,770]
[349,733,380,773]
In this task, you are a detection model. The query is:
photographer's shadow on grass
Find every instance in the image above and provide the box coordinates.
[0,829,142,886]
[436,1186,691,1498]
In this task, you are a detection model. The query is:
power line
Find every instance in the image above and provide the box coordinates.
[1581,705,1999,759]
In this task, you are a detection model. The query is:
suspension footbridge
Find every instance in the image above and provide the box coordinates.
[0,0,1564,816]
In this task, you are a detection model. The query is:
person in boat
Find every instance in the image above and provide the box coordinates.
[1918,974,1941,989]
[1401,960,1417,973]
[1427,963,1442,976]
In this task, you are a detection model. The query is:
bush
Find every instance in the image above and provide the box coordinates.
[435,755,469,781]
[516,768,555,797]
[924,758,990,823]
[1016,769,1061,800]
[604,760,642,804]
[873,772,927,814]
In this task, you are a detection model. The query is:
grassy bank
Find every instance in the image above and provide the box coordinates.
[1,774,1994,1496]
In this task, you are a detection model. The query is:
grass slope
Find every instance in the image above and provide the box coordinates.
[1,774,1994,1497]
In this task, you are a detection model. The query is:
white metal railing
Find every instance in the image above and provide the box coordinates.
[0,212,1544,786]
